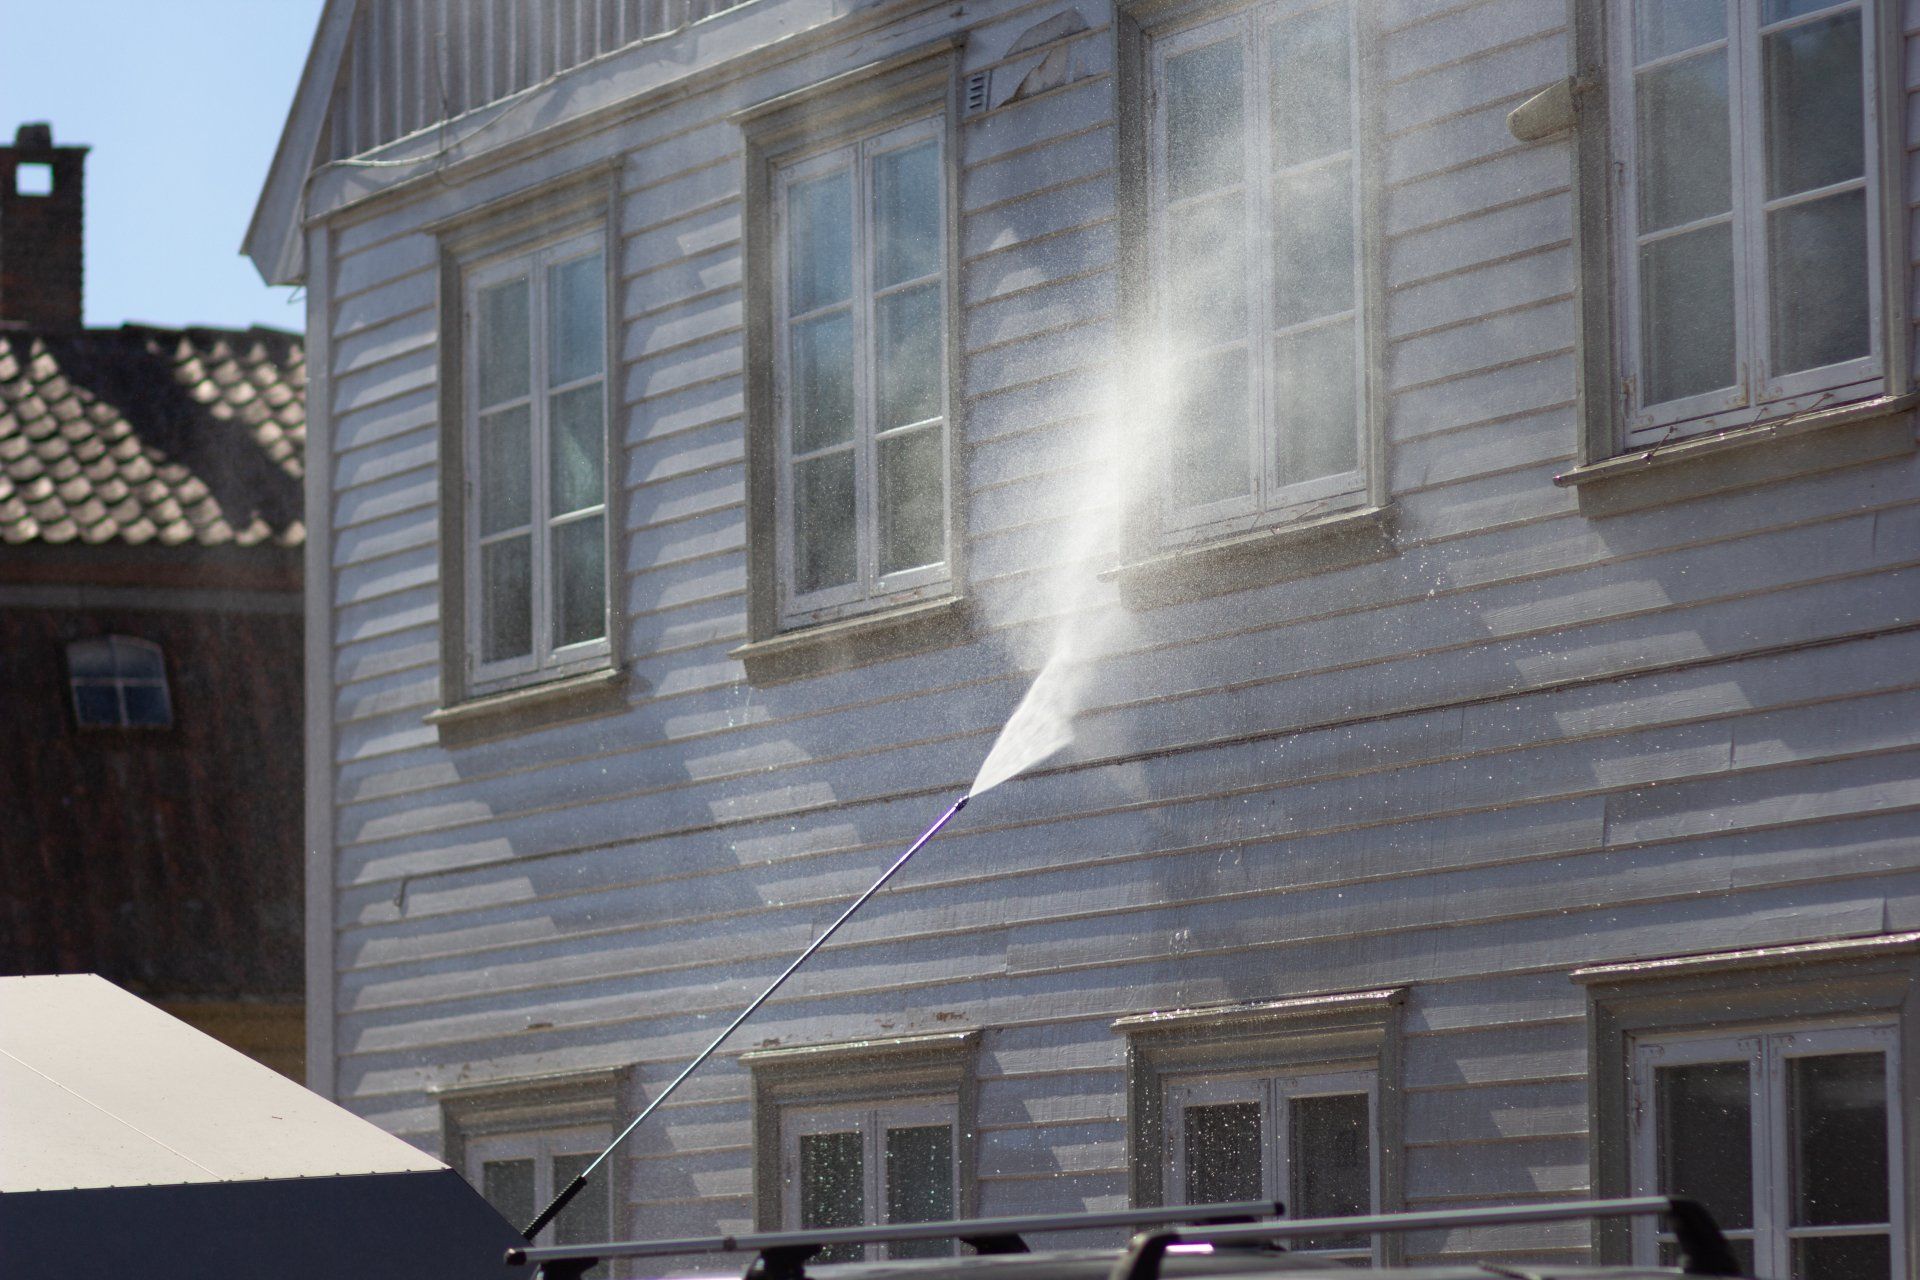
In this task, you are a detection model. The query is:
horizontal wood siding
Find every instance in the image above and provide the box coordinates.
[308,0,1920,1267]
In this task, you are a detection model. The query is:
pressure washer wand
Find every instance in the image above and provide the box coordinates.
[522,792,972,1242]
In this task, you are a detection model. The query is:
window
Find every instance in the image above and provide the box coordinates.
[462,229,611,691]
[1115,988,1403,1262]
[1578,932,1919,1272]
[736,40,963,675]
[437,1068,620,1273]
[744,1029,977,1249]
[770,115,952,629]
[784,1101,959,1261]
[1168,1068,1377,1259]
[1630,1023,1903,1278]
[467,1128,613,1277]
[1145,0,1372,545]
[67,635,171,728]
[1589,0,1900,453]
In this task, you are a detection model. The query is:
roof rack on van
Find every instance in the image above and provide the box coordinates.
[506,1200,1285,1280]
[1113,1197,1742,1280]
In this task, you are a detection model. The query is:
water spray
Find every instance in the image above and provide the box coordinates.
[522,792,973,1242]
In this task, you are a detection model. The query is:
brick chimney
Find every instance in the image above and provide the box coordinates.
[0,122,87,329]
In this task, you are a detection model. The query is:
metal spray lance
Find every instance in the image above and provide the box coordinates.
[520,792,972,1242]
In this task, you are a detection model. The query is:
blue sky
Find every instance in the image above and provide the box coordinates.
[0,1,327,331]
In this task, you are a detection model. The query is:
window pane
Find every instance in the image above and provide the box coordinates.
[477,277,531,407]
[885,1124,954,1258]
[1290,1093,1370,1251]
[548,251,606,387]
[875,282,942,430]
[112,639,165,680]
[479,405,533,536]
[1792,1234,1890,1280]
[66,639,115,679]
[873,140,941,288]
[481,1157,536,1229]
[788,169,853,313]
[1273,321,1358,486]
[552,1152,611,1279]
[1634,0,1726,61]
[1641,221,1737,404]
[1269,3,1350,169]
[1655,1060,1753,1231]
[878,426,945,577]
[550,384,605,516]
[121,684,171,728]
[1165,37,1244,198]
[1165,190,1248,346]
[792,311,855,454]
[1770,188,1869,375]
[1183,1100,1262,1204]
[1789,1052,1888,1228]
[1171,346,1254,513]
[481,535,533,663]
[1765,0,1854,22]
[1764,11,1864,200]
[799,1130,865,1263]
[1272,160,1354,330]
[73,684,121,728]
[793,451,857,595]
[553,515,606,648]
[1637,51,1732,233]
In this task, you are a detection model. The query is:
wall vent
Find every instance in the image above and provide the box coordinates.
[962,70,991,117]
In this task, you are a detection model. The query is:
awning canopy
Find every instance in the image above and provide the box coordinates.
[0,974,526,1279]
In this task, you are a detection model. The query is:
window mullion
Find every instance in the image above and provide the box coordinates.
[1265,1076,1284,1205]
[528,252,546,668]
[1753,1034,1783,1279]
[855,140,877,601]
[1731,1,1766,407]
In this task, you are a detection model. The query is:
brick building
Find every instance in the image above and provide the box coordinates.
[0,122,309,1076]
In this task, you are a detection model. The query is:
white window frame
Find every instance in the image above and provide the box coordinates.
[1629,1020,1906,1276]
[1145,0,1370,546]
[461,227,612,693]
[465,1123,614,1269]
[1608,0,1886,446]
[67,634,172,729]
[770,112,953,631]
[1166,1067,1379,1262]
[781,1098,960,1259]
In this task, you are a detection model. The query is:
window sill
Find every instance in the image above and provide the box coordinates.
[425,665,630,746]
[1102,505,1394,608]
[1558,391,1920,516]
[732,594,969,685]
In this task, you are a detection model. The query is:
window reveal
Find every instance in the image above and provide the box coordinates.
[773,116,951,627]
[1150,0,1366,540]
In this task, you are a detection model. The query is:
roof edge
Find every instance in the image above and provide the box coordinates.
[244,0,360,287]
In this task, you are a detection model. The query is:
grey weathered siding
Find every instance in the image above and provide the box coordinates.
[302,0,1920,1266]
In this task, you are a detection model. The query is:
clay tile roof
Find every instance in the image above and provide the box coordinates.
[0,325,304,548]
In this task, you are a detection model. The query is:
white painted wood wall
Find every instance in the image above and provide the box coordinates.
[303,0,1920,1266]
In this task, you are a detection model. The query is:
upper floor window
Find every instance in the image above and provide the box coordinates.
[467,1127,611,1278]
[68,635,171,729]
[1147,0,1371,544]
[462,230,611,691]
[1604,0,1891,447]
[1630,1022,1903,1277]
[1168,1068,1376,1260]
[771,115,952,630]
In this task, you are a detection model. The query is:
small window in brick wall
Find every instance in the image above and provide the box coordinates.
[67,635,172,729]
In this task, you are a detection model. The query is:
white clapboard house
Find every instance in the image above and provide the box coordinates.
[250,0,1920,1272]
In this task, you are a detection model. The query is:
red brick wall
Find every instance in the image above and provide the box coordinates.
[0,599,304,998]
